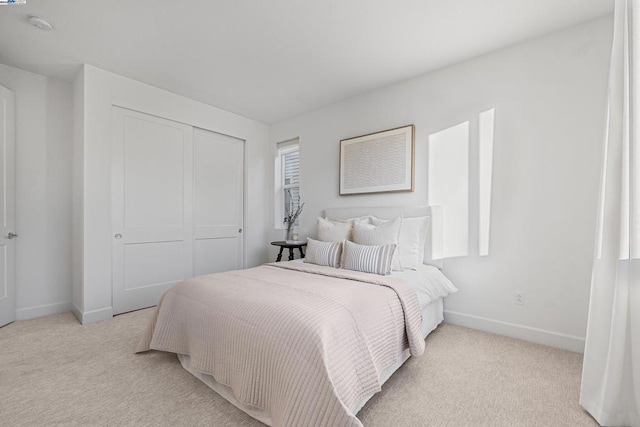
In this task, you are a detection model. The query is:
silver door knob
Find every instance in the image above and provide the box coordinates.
[114,233,122,240]
[6,232,17,239]
[238,228,242,233]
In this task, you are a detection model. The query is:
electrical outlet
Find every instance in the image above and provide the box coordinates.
[514,292,525,305]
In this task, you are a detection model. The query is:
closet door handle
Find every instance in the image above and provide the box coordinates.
[6,232,17,239]
[114,233,123,240]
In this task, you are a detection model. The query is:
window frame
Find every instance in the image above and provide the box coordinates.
[275,139,300,229]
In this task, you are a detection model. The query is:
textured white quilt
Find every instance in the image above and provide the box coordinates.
[136,261,425,427]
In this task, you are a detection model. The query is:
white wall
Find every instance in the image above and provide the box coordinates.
[72,67,84,314]
[74,65,270,324]
[0,64,73,320]
[269,17,613,352]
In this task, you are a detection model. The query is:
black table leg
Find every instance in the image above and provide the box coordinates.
[299,247,305,258]
[288,247,295,261]
[276,247,284,262]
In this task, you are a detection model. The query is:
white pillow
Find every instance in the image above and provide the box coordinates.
[372,216,431,269]
[324,216,372,240]
[304,238,343,268]
[317,217,351,242]
[342,240,397,276]
[352,216,403,271]
[325,216,372,225]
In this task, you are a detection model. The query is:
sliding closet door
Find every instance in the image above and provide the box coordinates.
[112,107,193,315]
[193,128,244,275]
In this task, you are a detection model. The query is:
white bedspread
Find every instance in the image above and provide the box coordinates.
[391,264,458,308]
[137,262,427,427]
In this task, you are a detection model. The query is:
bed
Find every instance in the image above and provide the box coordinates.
[136,206,456,427]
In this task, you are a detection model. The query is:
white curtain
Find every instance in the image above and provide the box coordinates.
[580,1,640,426]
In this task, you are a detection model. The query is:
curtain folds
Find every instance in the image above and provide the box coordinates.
[580,1,640,426]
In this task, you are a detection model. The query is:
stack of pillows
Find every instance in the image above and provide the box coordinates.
[304,215,430,276]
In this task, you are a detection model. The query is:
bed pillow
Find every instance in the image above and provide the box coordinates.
[342,240,397,276]
[325,216,372,225]
[317,217,351,242]
[372,216,431,269]
[352,216,403,271]
[304,238,343,268]
[324,216,372,239]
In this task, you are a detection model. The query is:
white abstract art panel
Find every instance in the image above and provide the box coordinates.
[340,125,414,195]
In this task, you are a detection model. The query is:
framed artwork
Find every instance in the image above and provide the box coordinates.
[339,124,415,195]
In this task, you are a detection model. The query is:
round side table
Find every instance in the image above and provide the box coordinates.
[270,241,307,262]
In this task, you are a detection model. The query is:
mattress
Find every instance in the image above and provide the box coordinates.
[178,297,445,426]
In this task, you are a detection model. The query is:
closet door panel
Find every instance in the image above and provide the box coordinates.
[194,239,240,276]
[112,107,193,315]
[124,241,185,290]
[123,117,185,229]
[193,128,244,276]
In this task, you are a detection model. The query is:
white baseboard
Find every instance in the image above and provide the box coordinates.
[71,304,83,324]
[444,310,585,353]
[71,305,113,325]
[15,301,72,321]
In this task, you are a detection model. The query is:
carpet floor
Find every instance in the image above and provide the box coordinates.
[0,308,597,426]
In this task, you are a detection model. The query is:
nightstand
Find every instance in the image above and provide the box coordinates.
[270,241,307,262]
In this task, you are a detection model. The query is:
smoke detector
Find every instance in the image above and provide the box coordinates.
[28,15,53,31]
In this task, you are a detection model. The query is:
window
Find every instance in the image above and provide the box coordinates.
[275,139,300,228]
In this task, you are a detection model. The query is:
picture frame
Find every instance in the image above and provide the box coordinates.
[339,124,415,195]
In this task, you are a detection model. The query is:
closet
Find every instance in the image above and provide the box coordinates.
[111,107,244,314]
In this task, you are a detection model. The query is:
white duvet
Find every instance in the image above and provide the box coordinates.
[292,259,457,309]
[391,264,458,308]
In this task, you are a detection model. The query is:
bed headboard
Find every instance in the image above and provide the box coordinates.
[322,206,444,269]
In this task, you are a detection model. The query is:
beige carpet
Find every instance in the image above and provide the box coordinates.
[0,309,597,426]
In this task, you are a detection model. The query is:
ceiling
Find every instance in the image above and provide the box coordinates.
[0,0,613,124]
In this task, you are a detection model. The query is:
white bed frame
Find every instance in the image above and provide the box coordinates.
[323,205,444,269]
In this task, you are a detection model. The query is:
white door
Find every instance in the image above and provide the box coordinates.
[0,86,16,328]
[193,128,244,276]
[112,107,194,315]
